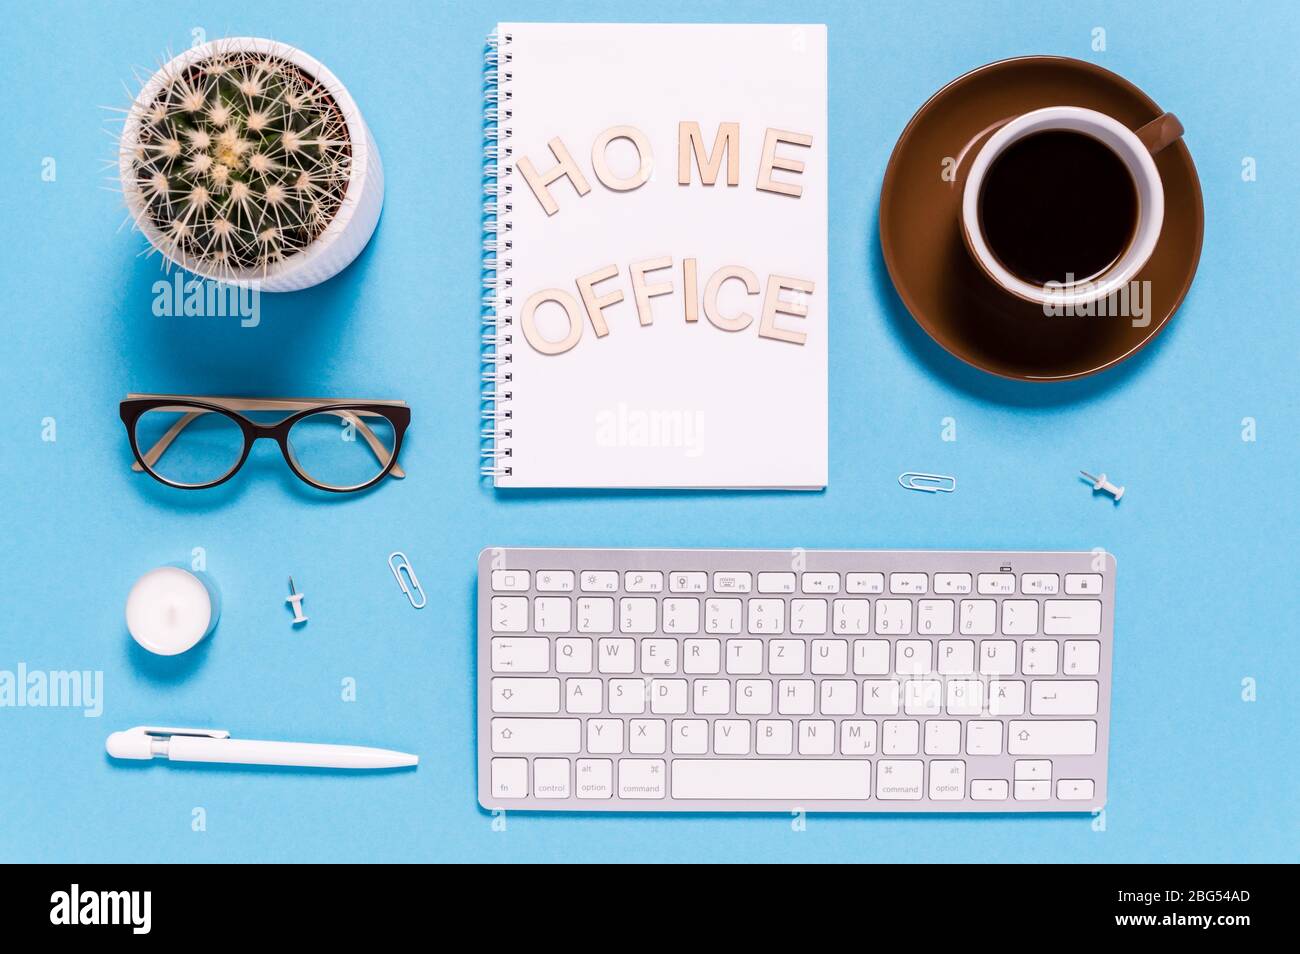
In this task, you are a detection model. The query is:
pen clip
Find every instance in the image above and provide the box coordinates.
[138,726,231,740]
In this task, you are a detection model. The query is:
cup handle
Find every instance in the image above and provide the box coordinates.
[1134,112,1184,155]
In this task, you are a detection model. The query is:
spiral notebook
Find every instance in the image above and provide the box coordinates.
[482,23,827,488]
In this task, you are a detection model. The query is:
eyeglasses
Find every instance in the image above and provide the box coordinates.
[120,394,410,492]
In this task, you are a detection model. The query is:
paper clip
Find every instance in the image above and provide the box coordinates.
[388,552,427,609]
[898,472,957,494]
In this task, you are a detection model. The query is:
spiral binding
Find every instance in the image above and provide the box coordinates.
[482,30,514,479]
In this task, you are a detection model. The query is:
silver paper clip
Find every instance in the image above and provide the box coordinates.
[388,551,427,609]
[898,472,957,494]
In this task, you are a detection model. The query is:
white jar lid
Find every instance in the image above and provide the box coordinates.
[125,566,215,656]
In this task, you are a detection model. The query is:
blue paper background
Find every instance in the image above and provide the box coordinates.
[1,0,1296,862]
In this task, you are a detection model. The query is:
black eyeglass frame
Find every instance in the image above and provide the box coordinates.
[119,394,410,492]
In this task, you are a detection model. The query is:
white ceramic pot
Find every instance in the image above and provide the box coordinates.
[120,37,383,292]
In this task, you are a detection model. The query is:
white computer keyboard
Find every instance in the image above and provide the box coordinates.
[476,548,1114,812]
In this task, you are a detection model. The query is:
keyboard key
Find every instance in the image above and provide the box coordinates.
[580,571,618,592]
[924,720,960,755]
[747,598,786,634]
[895,639,932,674]
[651,679,688,714]
[777,679,815,714]
[840,720,877,755]
[799,720,836,755]
[853,639,890,675]
[671,719,708,754]
[575,758,613,798]
[1008,720,1097,755]
[641,638,679,673]
[917,599,954,635]
[683,638,722,674]
[490,758,528,799]
[491,677,560,713]
[536,570,574,592]
[661,599,699,635]
[669,571,707,593]
[977,573,1015,595]
[876,760,924,799]
[929,760,966,800]
[618,759,667,798]
[712,571,752,593]
[889,572,926,594]
[979,639,1016,675]
[971,779,1009,800]
[587,719,623,754]
[862,680,900,715]
[937,639,975,674]
[736,679,773,715]
[757,572,796,593]
[491,596,528,632]
[1065,573,1103,595]
[882,719,920,755]
[629,719,666,754]
[1021,640,1058,675]
[726,639,764,674]
[1021,573,1059,595]
[945,679,983,715]
[820,679,857,714]
[598,638,636,674]
[988,679,1025,716]
[965,720,1003,755]
[555,636,593,673]
[533,597,571,633]
[1030,680,1098,715]
[576,598,614,634]
[534,758,571,797]
[769,638,806,675]
[1064,640,1101,675]
[605,679,642,714]
[715,719,751,755]
[1014,759,1052,781]
[756,719,793,754]
[492,637,549,673]
[959,600,996,635]
[491,570,530,591]
[567,678,604,713]
[875,599,912,634]
[791,598,828,634]
[833,599,871,634]
[933,573,972,594]
[801,572,840,593]
[1057,778,1095,800]
[811,639,849,675]
[1044,600,1102,635]
[692,679,730,715]
[1014,780,1050,800]
[491,718,581,754]
[1001,599,1038,635]
[625,571,663,593]
[619,597,656,633]
[903,680,941,716]
[845,572,885,594]
[673,759,871,800]
[704,598,742,634]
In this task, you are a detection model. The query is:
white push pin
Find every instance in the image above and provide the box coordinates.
[1080,471,1125,501]
[286,576,309,625]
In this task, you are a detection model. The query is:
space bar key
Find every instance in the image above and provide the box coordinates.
[672,759,871,800]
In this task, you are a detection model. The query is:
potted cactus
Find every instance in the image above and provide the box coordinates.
[118,37,383,291]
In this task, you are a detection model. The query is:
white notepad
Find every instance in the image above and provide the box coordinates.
[483,23,827,488]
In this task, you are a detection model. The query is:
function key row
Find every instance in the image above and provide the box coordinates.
[493,569,1103,597]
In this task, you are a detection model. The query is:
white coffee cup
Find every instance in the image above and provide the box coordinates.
[960,106,1183,308]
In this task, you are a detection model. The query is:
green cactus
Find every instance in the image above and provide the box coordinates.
[123,45,352,278]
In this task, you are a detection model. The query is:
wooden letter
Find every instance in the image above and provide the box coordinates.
[678,121,740,186]
[758,274,814,345]
[517,137,592,216]
[703,266,760,332]
[591,125,653,192]
[521,288,585,355]
[629,257,674,326]
[756,128,813,197]
[576,265,625,337]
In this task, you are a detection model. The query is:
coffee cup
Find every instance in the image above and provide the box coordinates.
[960,106,1184,308]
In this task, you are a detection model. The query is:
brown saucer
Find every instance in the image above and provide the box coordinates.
[879,56,1204,381]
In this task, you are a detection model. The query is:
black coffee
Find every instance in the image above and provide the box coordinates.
[978,130,1138,285]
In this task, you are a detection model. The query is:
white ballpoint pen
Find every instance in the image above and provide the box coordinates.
[106,726,418,770]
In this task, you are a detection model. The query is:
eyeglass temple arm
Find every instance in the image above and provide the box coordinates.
[131,408,406,478]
